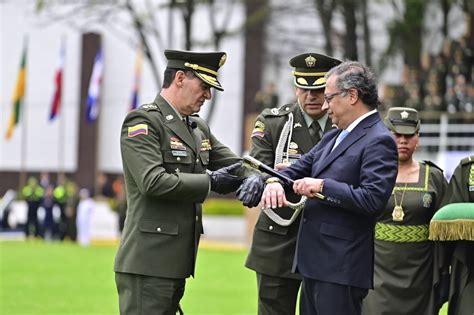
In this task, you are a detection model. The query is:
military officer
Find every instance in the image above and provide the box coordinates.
[243,53,341,315]
[114,49,246,315]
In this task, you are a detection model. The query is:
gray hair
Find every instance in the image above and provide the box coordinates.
[326,61,378,109]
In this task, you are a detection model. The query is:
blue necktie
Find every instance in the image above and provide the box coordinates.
[332,129,349,151]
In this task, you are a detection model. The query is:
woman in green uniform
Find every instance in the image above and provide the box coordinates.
[362,107,448,315]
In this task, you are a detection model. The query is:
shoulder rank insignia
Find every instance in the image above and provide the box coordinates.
[142,104,158,111]
[271,108,279,115]
[128,124,148,137]
[294,122,302,128]
[166,115,174,121]
[251,121,266,138]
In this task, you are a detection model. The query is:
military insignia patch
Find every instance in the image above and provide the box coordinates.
[128,124,148,137]
[170,137,186,150]
[422,193,432,208]
[201,139,212,151]
[294,123,302,128]
[166,115,174,121]
[251,122,266,138]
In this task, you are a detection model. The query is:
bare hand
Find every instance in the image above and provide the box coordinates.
[261,182,288,209]
[293,178,324,197]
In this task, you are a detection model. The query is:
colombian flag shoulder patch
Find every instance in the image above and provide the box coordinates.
[128,123,148,137]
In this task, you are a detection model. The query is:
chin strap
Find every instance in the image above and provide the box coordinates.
[263,112,307,226]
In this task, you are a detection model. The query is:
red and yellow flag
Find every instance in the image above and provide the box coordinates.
[5,41,28,140]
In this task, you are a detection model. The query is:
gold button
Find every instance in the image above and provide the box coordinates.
[177,157,181,161]
[269,225,274,231]
[196,216,199,221]
[196,158,200,162]
[156,227,162,232]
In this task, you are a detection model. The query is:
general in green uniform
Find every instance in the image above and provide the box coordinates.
[245,53,341,315]
[362,107,448,315]
[114,50,246,315]
[443,156,474,315]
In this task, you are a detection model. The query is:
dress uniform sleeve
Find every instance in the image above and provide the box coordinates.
[442,162,467,205]
[121,112,210,202]
[249,114,276,167]
[430,166,448,211]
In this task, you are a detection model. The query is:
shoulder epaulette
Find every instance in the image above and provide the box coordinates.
[422,160,443,172]
[460,156,474,166]
[261,103,296,117]
[140,103,159,111]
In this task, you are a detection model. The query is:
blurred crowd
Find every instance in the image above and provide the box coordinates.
[0,172,126,246]
[383,37,473,114]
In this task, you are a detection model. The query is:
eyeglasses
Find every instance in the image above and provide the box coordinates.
[324,91,345,103]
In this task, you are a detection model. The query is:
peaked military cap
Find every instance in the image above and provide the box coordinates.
[289,53,342,89]
[164,49,227,91]
[384,107,421,135]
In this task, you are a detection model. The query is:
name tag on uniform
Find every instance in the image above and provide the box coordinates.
[172,150,188,157]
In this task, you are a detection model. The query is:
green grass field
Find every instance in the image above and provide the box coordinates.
[0,241,257,315]
[0,241,448,315]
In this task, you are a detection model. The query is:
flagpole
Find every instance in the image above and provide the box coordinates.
[19,91,28,191]
[18,36,29,191]
[58,37,66,180]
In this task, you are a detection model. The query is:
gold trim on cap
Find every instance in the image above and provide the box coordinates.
[314,77,326,85]
[292,71,327,76]
[184,62,218,76]
[297,77,309,85]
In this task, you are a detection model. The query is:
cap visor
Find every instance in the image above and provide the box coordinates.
[194,72,223,91]
[392,125,417,135]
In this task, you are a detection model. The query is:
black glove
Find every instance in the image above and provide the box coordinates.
[236,175,265,207]
[208,162,244,194]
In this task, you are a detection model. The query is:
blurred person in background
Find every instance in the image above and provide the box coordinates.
[64,180,79,241]
[40,185,55,240]
[76,188,95,246]
[22,176,44,239]
[53,176,68,240]
[362,107,448,315]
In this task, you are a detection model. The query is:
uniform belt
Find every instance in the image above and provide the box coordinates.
[375,222,429,242]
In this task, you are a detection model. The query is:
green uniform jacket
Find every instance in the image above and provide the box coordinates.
[443,156,474,315]
[114,95,241,279]
[245,103,333,278]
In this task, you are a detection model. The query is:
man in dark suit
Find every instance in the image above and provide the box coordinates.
[259,61,398,314]
[114,50,247,315]
[245,53,340,315]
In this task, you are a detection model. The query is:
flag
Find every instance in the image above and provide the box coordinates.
[86,48,103,123]
[49,39,65,121]
[5,40,28,140]
[129,48,143,112]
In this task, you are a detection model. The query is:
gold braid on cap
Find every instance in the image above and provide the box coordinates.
[184,62,218,76]
[292,71,327,76]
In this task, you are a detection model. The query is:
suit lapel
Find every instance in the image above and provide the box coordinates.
[155,96,197,154]
[314,112,380,176]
